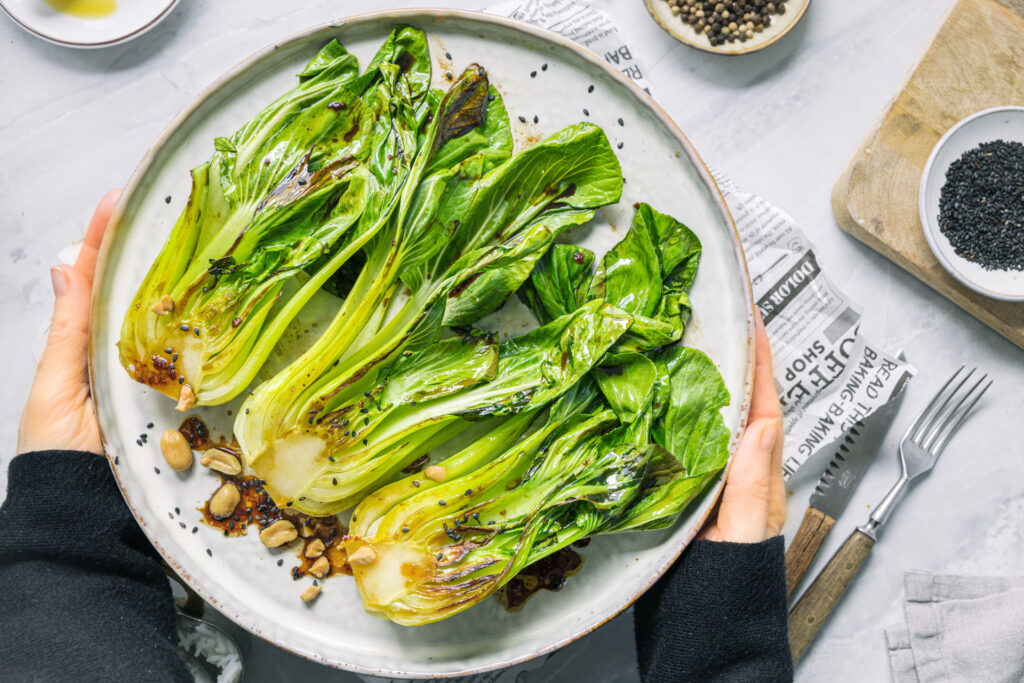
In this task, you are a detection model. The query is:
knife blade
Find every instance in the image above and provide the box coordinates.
[784,384,907,599]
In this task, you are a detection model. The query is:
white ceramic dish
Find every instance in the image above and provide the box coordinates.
[644,0,810,56]
[0,0,177,48]
[90,10,754,678]
[919,106,1024,302]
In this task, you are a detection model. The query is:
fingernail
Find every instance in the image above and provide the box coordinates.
[50,266,69,297]
[759,420,778,451]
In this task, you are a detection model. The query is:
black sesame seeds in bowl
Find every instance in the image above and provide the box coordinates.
[644,0,810,55]
[919,106,1024,301]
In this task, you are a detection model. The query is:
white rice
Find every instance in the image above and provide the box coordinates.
[177,619,243,683]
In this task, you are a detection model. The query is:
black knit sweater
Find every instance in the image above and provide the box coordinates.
[0,451,791,682]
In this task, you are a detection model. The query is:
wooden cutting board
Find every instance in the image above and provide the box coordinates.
[832,0,1024,349]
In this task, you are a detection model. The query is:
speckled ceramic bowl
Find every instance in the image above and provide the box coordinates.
[644,0,810,56]
[89,9,754,678]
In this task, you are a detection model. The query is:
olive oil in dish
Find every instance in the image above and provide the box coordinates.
[41,0,116,19]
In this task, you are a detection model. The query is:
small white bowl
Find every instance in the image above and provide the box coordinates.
[644,0,810,56]
[0,0,178,48]
[919,106,1024,302]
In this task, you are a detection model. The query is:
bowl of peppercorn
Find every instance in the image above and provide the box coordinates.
[920,106,1024,302]
[645,0,809,55]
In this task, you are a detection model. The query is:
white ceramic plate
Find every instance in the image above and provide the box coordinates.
[90,10,754,678]
[644,0,810,56]
[919,106,1024,302]
[0,0,177,48]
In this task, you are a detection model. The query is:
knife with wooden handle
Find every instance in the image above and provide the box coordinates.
[788,528,875,661]
[784,389,905,599]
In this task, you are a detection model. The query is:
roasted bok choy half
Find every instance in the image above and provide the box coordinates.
[120,27,438,408]
[343,203,731,625]
[234,89,624,515]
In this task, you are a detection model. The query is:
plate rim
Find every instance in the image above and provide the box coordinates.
[0,0,179,49]
[88,8,755,677]
[918,105,1024,303]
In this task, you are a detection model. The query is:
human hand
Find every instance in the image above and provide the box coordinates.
[701,309,786,543]
[17,190,122,455]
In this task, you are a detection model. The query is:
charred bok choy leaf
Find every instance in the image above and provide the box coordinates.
[343,345,729,625]
[119,27,432,408]
[239,300,631,516]
[340,202,728,625]
[235,118,623,514]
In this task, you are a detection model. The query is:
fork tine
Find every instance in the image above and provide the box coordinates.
[918,369,979,446]
[925,374,987,454]
[906,366,969,443]
[902,365,963,440]
[926,377,991,455]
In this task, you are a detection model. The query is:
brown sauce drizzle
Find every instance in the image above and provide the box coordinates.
[178,416,211,449]
[198,474,282,538]
[197,470,351,578]
[495,539,589,612]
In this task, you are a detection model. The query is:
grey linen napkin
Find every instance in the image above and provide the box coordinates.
[886,570,1024,682]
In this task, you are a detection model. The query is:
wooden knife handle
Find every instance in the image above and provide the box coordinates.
[785,506,836,599]
[788,529,876,663]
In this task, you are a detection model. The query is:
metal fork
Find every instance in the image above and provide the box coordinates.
[789,366,991,662]
[859,365,991,540]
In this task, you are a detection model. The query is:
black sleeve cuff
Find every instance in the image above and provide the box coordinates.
[634,536,793,682]
[0,450,190,682]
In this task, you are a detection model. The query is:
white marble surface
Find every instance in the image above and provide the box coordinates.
[2,1,1022,681]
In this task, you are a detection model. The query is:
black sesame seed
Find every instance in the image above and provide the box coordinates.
[583,108,590,116]
[618,118,624,126]
[518,115,526,123]
[164,196,172,204]
[192,527,198,533]
[402,527,410,533]
[541,63,548,71]
[154,467,160,474]
[206,549,212,556]
[362,439,368,446]
[172,353,178,362]
[146,422,154,429]
[533,115,538,124]
[163,348,172,355]
[286,501,293,507]
[412,481,420,487]
[175,507,180,515]
[114,456,119,465]
[363,417,369,425]
[438,500,446,506]
[588,84,595,93]
[465,489,472,496]
[277,559,284,566]
[617,142,624,149]
[437,553,443,560]
[360,408,368,414]
[939,139,1024,270]
[332,477,337,485]
[445,51,452,59]
[530,70,537,78]
[136,439,143,446]
[178,377,184,384]
[179,324,189,331]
